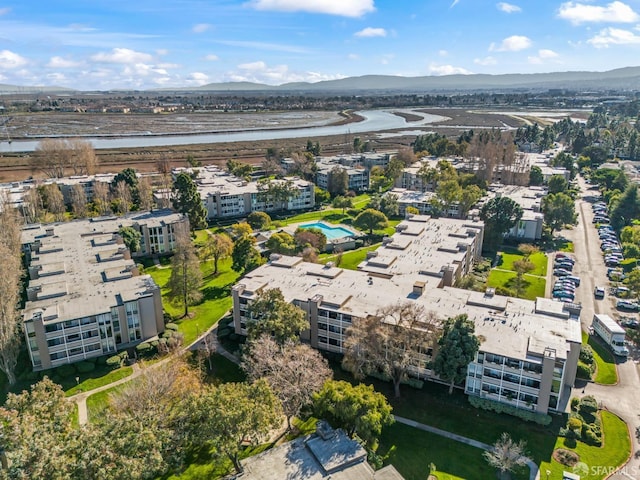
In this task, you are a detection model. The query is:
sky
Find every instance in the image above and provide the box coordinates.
[1,0,640,90]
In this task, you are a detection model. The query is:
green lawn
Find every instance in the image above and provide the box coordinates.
[320,244,381,270]
[498,250,548,276]
[582,332,618,385]
[86,383,127,422]
[487,269,546,300]
[538,411,630,480]
[146,257,241,346]
[65,365,133,397]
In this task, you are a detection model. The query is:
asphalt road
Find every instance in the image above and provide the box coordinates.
[556,175,640,479]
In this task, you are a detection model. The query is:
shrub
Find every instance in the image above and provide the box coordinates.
[106,355,122,368]
[135,342,153,354]
[468,395,552,425]
[571,397,580,411]
[568,417,582,431]
[56,364,76,378]
[218,327,231,338]
[229,333,239,342]
[495,286,515,297]
[582,426,602,446]
[163,312,174,324]
[347,208,362,217]
[76,361,95,374]
[165,322,179,332]
[576,362,592,380]
[96,356,108,365]
[579,395,599,414]
[579,344,594,365]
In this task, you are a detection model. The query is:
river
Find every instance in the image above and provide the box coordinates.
[0,109,447,153]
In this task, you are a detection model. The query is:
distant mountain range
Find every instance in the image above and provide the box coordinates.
[3,67,640,94]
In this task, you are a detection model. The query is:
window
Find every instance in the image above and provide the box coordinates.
[64,320,80,328]
[47,337,65,347]
[45,323,63,333]
[67,333,80,342]
[318,336,328,344]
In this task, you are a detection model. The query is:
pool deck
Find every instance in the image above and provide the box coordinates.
[282,220,362,243]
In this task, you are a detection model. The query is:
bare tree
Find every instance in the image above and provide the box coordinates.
[31,138,97,178]
[40,184,66,221]
[242,335,332,430]
[156,156,173,208]
[484,433,529,480]
[22,188,43,224]
[342,302,442,398]
[0,198,23,385]
[92,181,111,215]
[261,156,283,177]
[137,176,154,211]
[69,184,88,218]
[113,180,131,215]
[67,139,97,175]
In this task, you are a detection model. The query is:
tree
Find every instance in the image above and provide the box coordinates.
[229,221,253,239]
[547,175,568,194]
[512,259,535,298]
[433,314,480,394]
[405,205,420,215]
[92,181,111,215]
[479,197,523,251]
[69,183,88,218]
[186,154,201,168]
[246,211,271,230]
[332,195,353,214]
[625,268,640,297]
[384,156,405,181]
[113,180,132,215]
[294,227,327,252]
[242,335,332,430]
[611,184,640,231]
[395,147,418,166]
[342,302,441,398]
[261,155,283,177]
[483,433,528,480]
[256,179,299,210]
[314,186,330,205]
[265,231,296,255]
[380,193,400,217]
[111,167,139,207]
[226,159,254,180]
[436,179,462,216]
[327,166,349,196]
[167,226,202,317]
[201,232,233,274]
[172,172,207,230]
[313,380,394,447]
[529,165,543,186]
[31,138,96,178]
[39,183,65,221]
[354,208,388,235]
[119,226,142,253]
[246,288,309,343]
[459,184,482,218]
[542,192,576,235]
[137,176,154,211]
[517,243,538,259]
[22,188,43,223]
[231,235,263,273]
[0,201,22,385]
[194,380,282,473]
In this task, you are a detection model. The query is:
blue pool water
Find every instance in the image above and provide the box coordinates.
[299,222,355,241]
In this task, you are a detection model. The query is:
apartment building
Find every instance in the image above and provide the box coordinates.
[231,215,581,414]
[21,210,186,370]
[315,165,369,193]
[180,165,315,220]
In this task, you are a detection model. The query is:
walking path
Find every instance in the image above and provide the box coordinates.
[394,416,540,480]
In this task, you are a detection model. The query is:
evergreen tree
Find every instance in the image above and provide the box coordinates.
[433,314,480,394]
[172,172,207,230]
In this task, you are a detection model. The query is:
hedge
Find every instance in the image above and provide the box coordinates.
[165,323,179,332]
[76,361,96,374]
[468,395,552,425]
[56,364,76,378]
[106,355,122,368]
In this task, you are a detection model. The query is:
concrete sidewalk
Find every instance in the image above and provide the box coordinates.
[394,415,540,480]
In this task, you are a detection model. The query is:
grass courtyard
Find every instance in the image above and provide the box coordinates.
[486,248,548,300]
[582,332,618,385]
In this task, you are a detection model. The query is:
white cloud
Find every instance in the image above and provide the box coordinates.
[439,50,448,57]
[47,56,81,68]
[156,49,169,56]
[91,48,154,64]
[354,27,387,38]
[428,63,472,75]
[46,72,68,84]
[588,27,640,47]
[0,7,11,16]
[186,72,210,85]
[528,49,559,64]
[497,2,521,13]
[192,23,211,33]
[205,54,220,61]
[228,60,345,84]
[489,35,532,52]
[474,56,497,66]
[558,1,639,25]
[0,50,28,69]
[246,0,375,17]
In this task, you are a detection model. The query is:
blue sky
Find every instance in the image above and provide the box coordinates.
[1,0,640,90]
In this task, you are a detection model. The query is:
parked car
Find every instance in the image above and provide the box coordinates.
[620,317,639,329]
[616,300,640,311]
[555,253,574,259]
[594,286,606,299]
[553,268,572,277]
[554,262,574,270]
[553,291,575,300]
[565,276,581,286]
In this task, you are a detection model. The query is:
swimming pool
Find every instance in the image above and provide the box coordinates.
[299,222,355,241]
